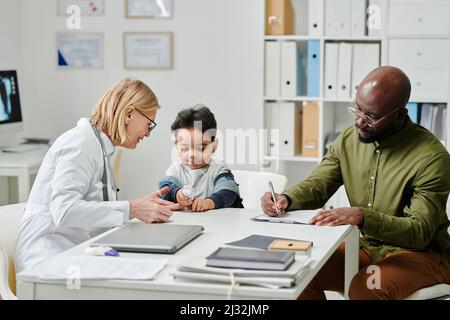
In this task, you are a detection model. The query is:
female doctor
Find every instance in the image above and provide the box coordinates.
[15,77,181,272]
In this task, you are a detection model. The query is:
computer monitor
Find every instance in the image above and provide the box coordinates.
[0,70,23,135]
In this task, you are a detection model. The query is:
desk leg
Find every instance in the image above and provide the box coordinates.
[17,171,31,203]
[344,226,359,300]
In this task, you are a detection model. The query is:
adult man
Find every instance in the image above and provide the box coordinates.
[261,66,450,300]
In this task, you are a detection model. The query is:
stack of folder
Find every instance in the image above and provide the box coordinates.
[172,255,311,289]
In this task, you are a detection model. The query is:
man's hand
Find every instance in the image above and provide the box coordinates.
[260,192,289,217]
[176,189,193,207]
[191,198,215,212]
[309,207,364,226]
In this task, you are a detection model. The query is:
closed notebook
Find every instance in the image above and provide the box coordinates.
[206,247,295,271]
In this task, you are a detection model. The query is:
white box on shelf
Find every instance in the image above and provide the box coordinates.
[389,39,448,71]
[388,2,448,36]
[265,41,281,97]
[408,69,448,101]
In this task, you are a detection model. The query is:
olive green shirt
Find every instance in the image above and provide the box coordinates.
[282,118,450,263]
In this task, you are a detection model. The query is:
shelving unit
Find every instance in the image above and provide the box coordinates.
[262,0,449,209]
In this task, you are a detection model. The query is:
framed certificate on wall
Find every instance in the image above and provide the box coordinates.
[124,32,173,70]
[126,0,173,18]
[57,0,104,16]
[57,33,104,69]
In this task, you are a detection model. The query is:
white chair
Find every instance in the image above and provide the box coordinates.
[0,203,25,300]
[232,170,288,209]
[403,226,450,300]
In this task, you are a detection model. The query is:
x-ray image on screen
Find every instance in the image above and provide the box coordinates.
[0,76,13,122]
[0,70,22,125]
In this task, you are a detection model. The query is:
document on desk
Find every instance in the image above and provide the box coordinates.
[252,210,320,225]
[39,256,167,281]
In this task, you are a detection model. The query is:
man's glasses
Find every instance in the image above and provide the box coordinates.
[346,101,404,128]
[136,109,157,133]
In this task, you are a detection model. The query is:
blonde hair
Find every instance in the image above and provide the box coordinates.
[91,77,159,144]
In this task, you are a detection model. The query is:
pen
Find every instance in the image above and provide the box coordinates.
[268,181,280,216]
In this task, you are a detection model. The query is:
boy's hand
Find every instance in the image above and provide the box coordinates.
[176,189,193,207]
[191,198,215,212]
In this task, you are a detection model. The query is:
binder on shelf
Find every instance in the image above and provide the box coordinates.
[307,40,320,97]
[280,41,302,97]
[431,104,445,141]
[302,102,320,157]
[265,102,281,156]
[325,0,339,36]
[351,43,380,98]
[420,104,433,131]
[351,0,367,37]
[279,102,302,156]
[308,0,324,36]
[325,0,352,37]
[337,42,352,98]
[406,103,419,123]
[265,41,281,97]
[323,43,339,98]
[324,42,339,98]
[265,0,294,35]
[367,0,383,37]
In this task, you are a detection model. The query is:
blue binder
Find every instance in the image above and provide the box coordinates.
[407,103,420,123]
[307,40,320,97]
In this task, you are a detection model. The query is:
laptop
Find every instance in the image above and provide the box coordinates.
[91,223,204,254]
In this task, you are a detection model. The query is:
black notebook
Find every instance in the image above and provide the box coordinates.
[206,247,295,271]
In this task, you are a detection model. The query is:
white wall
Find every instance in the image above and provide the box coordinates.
[0,0,23,204]
[18,0,264,200]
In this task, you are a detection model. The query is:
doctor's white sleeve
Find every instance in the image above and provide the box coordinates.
[49,139,129,231]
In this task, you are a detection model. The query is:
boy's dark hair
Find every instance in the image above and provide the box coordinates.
[171,104,217,141]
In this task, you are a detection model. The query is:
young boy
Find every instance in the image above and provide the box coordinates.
[158,105,243,212]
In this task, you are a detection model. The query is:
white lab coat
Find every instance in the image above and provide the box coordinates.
[15,118,129,273]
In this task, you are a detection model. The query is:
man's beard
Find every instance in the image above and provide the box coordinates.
[357,125,398,143]
[358,135,377,143]
[356,125,377,143]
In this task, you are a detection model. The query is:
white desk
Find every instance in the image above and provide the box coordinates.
[0,146,48,203]
[16,208,360,300]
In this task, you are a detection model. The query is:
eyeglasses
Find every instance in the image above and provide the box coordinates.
[346,101,404,128]
[136,110,157,133]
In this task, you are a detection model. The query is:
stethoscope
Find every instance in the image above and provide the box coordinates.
[91,123,118,201]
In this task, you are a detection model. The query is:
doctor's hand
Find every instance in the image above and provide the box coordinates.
[261,192,289,217]
[148,187,183,211]
[128,187,182,224]
[309,207,364,226]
